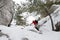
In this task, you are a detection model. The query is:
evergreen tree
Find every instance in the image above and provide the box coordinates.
[26,0,60,31]
[15,4,26,26]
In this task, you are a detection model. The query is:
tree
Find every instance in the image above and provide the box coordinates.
[15,4,27,26]
[25,0,60,31]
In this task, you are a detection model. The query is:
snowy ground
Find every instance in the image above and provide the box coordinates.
[0,17,60,40]
[0,15,60,40]
[0,6,60,40]
[0,16,60,40]
[0,24,60,40]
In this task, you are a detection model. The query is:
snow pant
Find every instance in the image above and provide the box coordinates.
[35,24,40,31]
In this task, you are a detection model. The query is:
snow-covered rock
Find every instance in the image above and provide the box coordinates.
[0,0,14,26]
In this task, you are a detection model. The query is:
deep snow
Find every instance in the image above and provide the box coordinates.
[0,4,60,40]
[0,24,60,40]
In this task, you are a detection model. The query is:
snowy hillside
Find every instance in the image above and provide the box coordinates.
[0,12,60,40]
[0,25,60,40]
[0,6,60,40]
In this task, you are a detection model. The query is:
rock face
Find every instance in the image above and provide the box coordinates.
[0,0,14,26]
[55,22,60,31]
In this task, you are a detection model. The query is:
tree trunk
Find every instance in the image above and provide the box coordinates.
[49,14,54,31]
[43,6,54,31]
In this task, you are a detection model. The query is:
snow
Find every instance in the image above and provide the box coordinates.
[26,16,35,24]
[0,24,60,40]
[13,0,26,4]
[0,2,60,40]
[0,9,60,40]
[13,0,29,6]
[0,13,60,40]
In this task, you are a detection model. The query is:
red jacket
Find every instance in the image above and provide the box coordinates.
[32,20,38,27]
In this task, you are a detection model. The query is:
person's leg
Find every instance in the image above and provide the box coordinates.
[36,25,40,30]
[35,24,41,31]
[35,27,39,31]
[35,26,42,34]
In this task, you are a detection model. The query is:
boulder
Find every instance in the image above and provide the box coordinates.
[0,0,14,26]
[55,22,60,31]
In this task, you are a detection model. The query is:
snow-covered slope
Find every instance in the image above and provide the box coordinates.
[0,6,60,40]
[0,23,60,40]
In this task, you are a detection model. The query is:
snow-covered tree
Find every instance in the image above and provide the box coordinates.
[25,0,60,31]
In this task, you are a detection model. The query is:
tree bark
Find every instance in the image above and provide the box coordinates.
[43,6,54,31]
[49,14,54,31]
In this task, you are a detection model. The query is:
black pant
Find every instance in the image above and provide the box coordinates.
[35,27,39,31]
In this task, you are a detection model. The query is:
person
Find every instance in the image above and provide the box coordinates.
[32,20,39,31]
[31,17,41,31]
[31,18,47,31]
